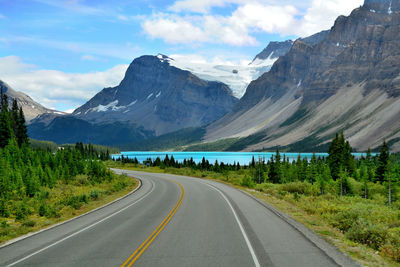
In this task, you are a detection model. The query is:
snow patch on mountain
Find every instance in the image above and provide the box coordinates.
[90,100,125,113]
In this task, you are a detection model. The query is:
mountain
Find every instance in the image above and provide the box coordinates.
[168,40,293,98]
[73,55,238,136]
[203,0,400,152]
[251,40,294,65]
[0,80,65,121]
[29,55,238,145]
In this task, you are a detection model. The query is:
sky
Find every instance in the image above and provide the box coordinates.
[0,0,363,112]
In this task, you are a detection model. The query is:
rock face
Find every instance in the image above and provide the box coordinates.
[0,80,64,122]
[205,0,400,152]
[251,40,294,63]
[73,55,238,136]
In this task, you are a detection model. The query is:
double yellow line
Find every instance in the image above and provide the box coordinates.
[121,181,185,267]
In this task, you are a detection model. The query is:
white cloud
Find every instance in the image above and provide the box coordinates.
[3,35,141,60]
[81,54,98,61]
[142,14,209,44]
[33,0,104,15]
[0,56,128,112]
[117,14,129,21]
[0,14,5,19]
[169,0,244,13]
[143,0,363,46]
[296,0,363,36]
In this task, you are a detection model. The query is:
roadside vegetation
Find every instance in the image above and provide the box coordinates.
[0,92,136,243]
[108,133,400,266]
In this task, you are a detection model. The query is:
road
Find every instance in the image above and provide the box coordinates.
[0,170,358,266]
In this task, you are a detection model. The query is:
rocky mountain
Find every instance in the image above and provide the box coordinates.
[29,55,238,145]
[73,55,238,135]
[251,40,293,64]
[0,80,65,121]
[203,0,400,152]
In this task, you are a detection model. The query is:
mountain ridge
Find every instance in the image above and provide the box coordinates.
[0,80,65,121]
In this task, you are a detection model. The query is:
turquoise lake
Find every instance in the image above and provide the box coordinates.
[113,151,373,166]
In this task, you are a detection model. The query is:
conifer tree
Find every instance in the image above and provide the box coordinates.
[376,140,389,183]
[0,95,13,148]
[17,107,29,146]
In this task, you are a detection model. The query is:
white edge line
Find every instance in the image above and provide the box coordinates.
[200,181,261,267]
[6,179,155,267]
[0,170,141,249]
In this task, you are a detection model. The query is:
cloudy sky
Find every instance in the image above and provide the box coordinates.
[0,0,363,112]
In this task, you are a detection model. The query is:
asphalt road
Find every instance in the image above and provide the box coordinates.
[0,170,358,267]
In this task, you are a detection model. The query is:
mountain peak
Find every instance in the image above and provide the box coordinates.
[156,53,173,62]
[251,40,293,65]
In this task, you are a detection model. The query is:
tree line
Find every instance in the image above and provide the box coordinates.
[116,132,398,204]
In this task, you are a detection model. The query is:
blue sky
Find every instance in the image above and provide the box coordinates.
[0,0,363,111]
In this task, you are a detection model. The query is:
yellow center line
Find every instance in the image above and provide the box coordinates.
[121,181,185,267]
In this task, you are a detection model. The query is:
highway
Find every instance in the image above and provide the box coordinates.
[0,170,358,266]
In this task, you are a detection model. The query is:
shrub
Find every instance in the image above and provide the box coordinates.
[279,181,317,196]
[38,204,47,217]
[22,220,36,227]
[113,181,128,191]
[90,190,99,200]
[1,220,8,228]
[79,194,88,204]
[381,228,400,262]
[346,218,387,250]
[75,174,89,185]
[15,202,29,220]
[293,192,300,201]
[240,176,255,188]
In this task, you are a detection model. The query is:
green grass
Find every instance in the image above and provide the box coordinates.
[0,173,137,244]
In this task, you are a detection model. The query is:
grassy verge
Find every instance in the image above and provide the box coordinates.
[0,173,138,244]
[107,161,400,266]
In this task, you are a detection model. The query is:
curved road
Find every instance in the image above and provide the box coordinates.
[0,170,357,266]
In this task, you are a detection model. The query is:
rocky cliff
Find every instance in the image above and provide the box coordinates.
[251,40,294,63]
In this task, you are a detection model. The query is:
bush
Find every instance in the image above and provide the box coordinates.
[66,194,88,209]
[346,218,387,250]
[22,220,36,227]
[90,190,99,200]
[381,228,400,262]
[75,175,89,185]
[240,176,255,188]
[113,181,128,191]
[293,192,300,201]
[279,181,316,196]
[15,202,29,220]
[1,220,8,228]
[38,204,47,217]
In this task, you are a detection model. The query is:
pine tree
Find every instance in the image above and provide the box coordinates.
[0,95,13,148]
[328,132,353,180]
[376,140,389,183]
[16,107,29,146]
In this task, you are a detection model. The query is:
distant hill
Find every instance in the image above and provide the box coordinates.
[0,80,65,122]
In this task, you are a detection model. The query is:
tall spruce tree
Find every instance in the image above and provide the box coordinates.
[0,94,13,148]
[376,141,389,183]
[328,132,354,180]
